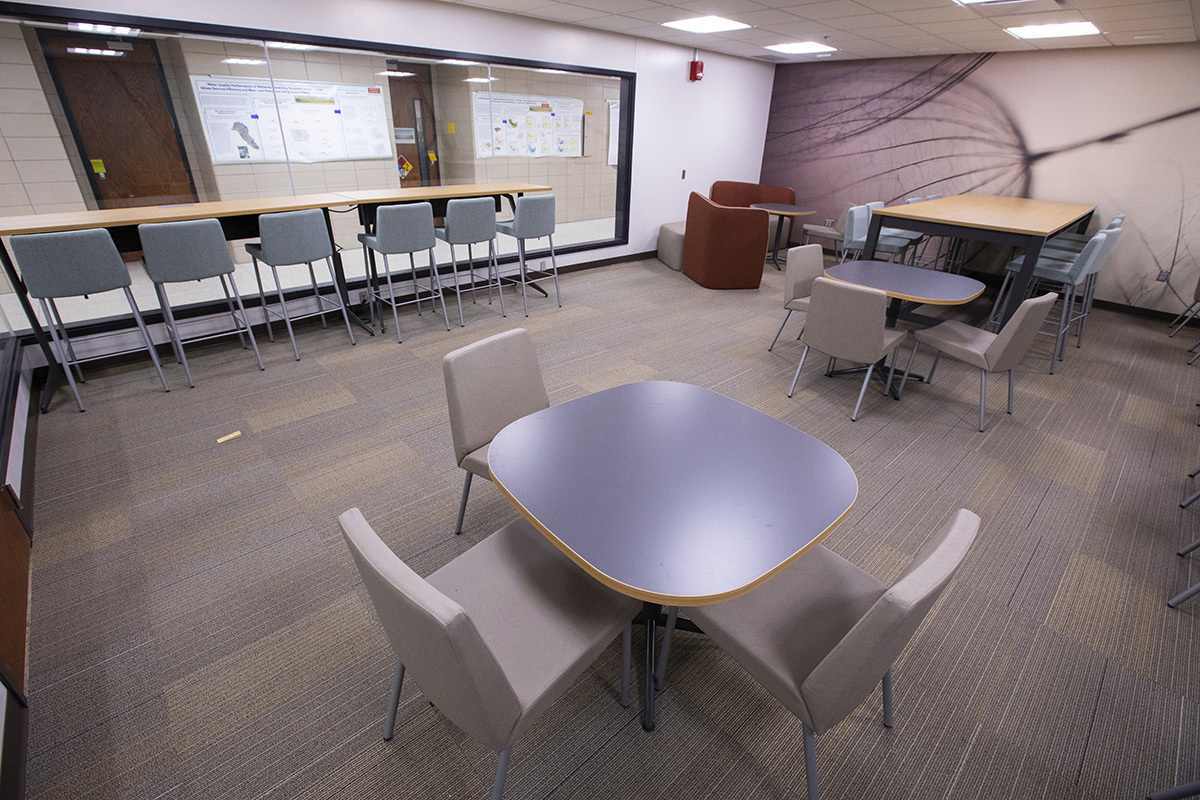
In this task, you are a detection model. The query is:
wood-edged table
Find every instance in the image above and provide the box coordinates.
[751,202,815,270]
[487,380,858,731]
[861,194,1093,325]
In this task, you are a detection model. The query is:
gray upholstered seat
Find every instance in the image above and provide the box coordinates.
[788,276,909,421]
[10,228,169,411]
[244,207,355,360]
[443,328,549,534]
[357,202,449,343]
[435,197,504,327]
[139,218,264,387]
[839,204,915,264]
[801,204,849,259]
[496,193,560,316]
[769,243,825,352]
[899,292,1058,431]
[339,508,637,800]
[671,508,980,800]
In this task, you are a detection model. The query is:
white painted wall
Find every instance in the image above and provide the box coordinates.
[23,0,777,263]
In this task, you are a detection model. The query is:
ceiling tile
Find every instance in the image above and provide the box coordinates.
[854,0,945,11]
[917,19,1002,34]
[529,3,611,20]
[672,0,773,12]
[622,5,709,22]
[778,1,876,21]
[572,11,654,27]
[889,7,978,24]
[1086,1,1192,21]
[1099,14,1195,31]
[567,0,663,11]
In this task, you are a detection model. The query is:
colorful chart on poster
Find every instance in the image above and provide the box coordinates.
[191,76,392,164]
[473,92,584,159]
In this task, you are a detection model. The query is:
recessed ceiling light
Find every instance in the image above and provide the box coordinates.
[1005,21,1100,39]
[464,77,495,83]
[67,46,124,56]
[764,41,837,54]
[221,57,267,65]
[267,41,316,50]
[536,68,571,74]
[68,22,139,36]
[378,70,416,77]
[441,59,479,65]
[662,16,750,34]
[952,0,1038,5]
[1133,33,1163,40]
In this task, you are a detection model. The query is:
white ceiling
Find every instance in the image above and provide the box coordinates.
[432,0,1200,62]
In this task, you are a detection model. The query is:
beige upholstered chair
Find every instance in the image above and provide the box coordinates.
[676,509,980,800]
[768,243,825,352]
[339,508,637,800]
[898,292,1057,431]
[443,328,550,534]
[788,277,909,421]
[801,204,850,259]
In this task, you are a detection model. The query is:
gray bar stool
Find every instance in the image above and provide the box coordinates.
[496,193,560,317]
[244,208,355,360]
[434,197,505,327]
[10,228,169,411]
[139,218,264,387]
[358,202,449,343]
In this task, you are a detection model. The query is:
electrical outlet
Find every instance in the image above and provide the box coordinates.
[825,219,834,227]
[358,290,369,304]
[1157,270,1171,282]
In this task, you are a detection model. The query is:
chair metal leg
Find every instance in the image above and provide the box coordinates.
[803,722,819,800]
[218,274,248,351]
[1148,779,1200,800]
[428,247,451,330]
[47,299,85,382]
[324,256,356,346]
[124,288,169,394]
[306,261,328,329]
[381,253,403,344]
[788,345,810,397]
[251,257,274,342]
[383,661,405,740]
[896,342,919,400]
[1168,582,1200,609]
[1179,537,1200,557]
[447,248,465,327]
[223,275,264,370]
[455,470,473,535]
[769,310,793,352]
[882,668,894,728]
[884,346,899,396]
[517,239,529,317]
[268,265,301,361]
[491,241,505,317]
[466,243,478,305]
[620,623,632,708]
[548,234,561,307]
[978,369,987,432]
[655,606,678,691]
[491,746,512,800]
[927,352,940,384]
[157,285,194,388]
[1180,488,1200,509]
[1170,301,1200,333]
[39,298,85,412]
[852,364,874,421]
[1190,346,1200,367]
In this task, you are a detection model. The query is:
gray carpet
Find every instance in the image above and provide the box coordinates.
[22,256,1200,799]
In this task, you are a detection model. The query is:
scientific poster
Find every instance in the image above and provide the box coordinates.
[473,92,584,159]
[191,76,392,164]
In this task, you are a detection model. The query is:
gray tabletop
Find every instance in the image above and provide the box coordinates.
[488,381,858,604]
[751,203,814,216]
[826,260,985,305]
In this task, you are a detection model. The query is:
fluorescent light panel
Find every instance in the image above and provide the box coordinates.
[1006,21,1100,39]
[440,59,479,65]
[377,70,415,77]
[267,41,316,50]
[464,77,495,83]
[662,16,749,34]
[221,57,266,65]
[68,22,139,36]
[67,46,123,56]
[765,41,836,54]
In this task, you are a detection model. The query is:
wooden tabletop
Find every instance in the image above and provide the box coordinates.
[875,195,1095,237]
[488,381,858,605]
[335,182,550,205]
[0,192,351,236]
[751,203,816,217]
[826,261,985,306]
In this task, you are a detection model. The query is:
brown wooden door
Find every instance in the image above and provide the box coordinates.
[387,61,440,187]
[40,32,196,209]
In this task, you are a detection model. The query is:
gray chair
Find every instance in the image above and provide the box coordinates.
[436,197,505,327]
[788,276,909,421]
[496,193,560,316]
[10,228,169,411]
[801,204,850,259]
[358,202,450,343]
[339,508,637,800]
[899,292,1058,431]
[664,508,980,800]
[840,204,914,264]
[443,328,549,535]
[139,218,264,387]
[768,243,825,351]
[244,207,356,360]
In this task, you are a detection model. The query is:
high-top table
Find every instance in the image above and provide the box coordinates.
[862,195,1094,324]
[487,380,858,731]
[750,202,815,270]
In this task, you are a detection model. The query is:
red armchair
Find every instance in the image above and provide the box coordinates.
[709,181,795,208]
[681,192,769,290]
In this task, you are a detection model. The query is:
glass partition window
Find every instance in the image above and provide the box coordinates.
[0,11,632,325]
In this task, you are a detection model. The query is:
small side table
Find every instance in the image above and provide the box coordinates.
[752,203,816,270]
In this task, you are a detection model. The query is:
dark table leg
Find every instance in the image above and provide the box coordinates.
[769,215,784,270]
[861,214,883,261]
[997,236,1044,326]
[641,600,660,732]
[321,207,373,337]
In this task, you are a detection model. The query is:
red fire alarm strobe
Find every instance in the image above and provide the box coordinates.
[689,60,703,81]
